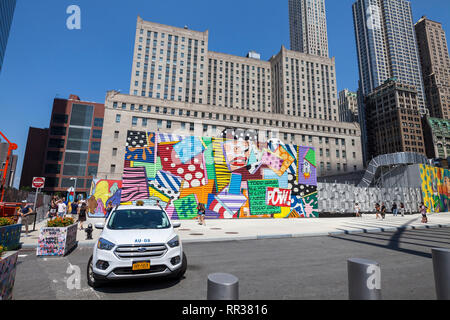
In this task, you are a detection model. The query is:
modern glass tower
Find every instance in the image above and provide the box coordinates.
[352,0,427,162]
[0,0,17,74]
[289,0,329,57]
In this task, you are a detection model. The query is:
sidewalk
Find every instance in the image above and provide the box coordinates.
[18,212,450,249]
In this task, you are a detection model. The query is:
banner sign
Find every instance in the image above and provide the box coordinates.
[266,187,292,207]
[247,180,281,215]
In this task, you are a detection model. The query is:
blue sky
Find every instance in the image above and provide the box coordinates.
[1,0,449,188]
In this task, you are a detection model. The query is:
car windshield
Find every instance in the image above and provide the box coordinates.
[107,209,171,230]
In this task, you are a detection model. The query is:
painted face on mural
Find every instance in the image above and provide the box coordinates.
[223,139,251,171]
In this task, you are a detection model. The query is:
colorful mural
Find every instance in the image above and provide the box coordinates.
[419,165,450,213]
[88,179,122,217]
[90,130,318,219]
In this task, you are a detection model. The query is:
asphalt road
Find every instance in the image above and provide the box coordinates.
[13,228,450,300]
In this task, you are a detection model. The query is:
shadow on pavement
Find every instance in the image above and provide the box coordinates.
[331,218,450,259]
[93,276,184,294]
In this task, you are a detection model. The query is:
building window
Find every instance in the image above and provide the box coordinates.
[91,142,101,151]
[92,129,102,139]
[114,131,119,139]
[45,164,61,174]
[110,165,116,174]
[89,153,99,163]
[88,166,98,176]
[112,148,118,157]
[132,117,138,126]
[70,104,94,127]
[116,115,121,123]
[94,118,104,127]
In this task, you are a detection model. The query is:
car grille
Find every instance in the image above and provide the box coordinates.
[113,265,167,275]
[114,243,168,260]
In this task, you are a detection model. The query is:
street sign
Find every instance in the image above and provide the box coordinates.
[32,177,45,189]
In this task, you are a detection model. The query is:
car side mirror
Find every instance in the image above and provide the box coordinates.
[94,223,104,230]
[172,222,181,229]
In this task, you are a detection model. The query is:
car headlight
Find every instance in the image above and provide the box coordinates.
[97,238,115,251]
[167,235,180,248]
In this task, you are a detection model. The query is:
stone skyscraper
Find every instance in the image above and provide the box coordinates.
[0,0,16,74]
[352,0,427,162]
[289,0,329,57]
[415,16,450,120]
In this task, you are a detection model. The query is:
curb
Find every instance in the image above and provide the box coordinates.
[18,223,450,249]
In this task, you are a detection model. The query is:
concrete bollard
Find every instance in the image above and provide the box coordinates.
[431,248,450,300]
[207,273,239,300]
[348,258,382,300]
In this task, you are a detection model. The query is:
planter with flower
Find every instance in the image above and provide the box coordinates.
[37,217,78,256]
[0,244,19,300]
[0,217,22,251]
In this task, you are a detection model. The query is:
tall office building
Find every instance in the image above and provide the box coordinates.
[0,141,17,188]
[130,17,339,121]
[338,89,359,122]
[98,18,364,179]
[0,0,16,74]
[21,95,106,194]
[352,0,427,162]
[365,79,425,158]
[289,0,329,57]
[415,16,450,120]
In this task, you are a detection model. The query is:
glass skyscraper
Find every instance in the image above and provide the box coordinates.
[352,0,427,161]
[289,0,329,57]
[0,0,16,74]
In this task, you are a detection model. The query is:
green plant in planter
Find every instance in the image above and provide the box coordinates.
[47,217,75,228]
[0,217,15,227]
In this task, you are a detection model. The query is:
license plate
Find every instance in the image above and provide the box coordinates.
[132,261,150,271]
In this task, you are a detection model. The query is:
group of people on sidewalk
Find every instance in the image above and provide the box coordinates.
[47,196,87,230]
[354,201,429,223]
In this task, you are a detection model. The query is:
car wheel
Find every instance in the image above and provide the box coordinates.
[87,255,106,288]
[171,252,187,280]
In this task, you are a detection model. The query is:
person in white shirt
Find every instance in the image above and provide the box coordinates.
[57,199,67,217]
[355,203,361,218]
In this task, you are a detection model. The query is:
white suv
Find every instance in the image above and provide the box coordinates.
[87,204,187,288]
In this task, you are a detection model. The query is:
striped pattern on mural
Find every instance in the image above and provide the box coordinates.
[212,138,231,193]
[158,133,184,144]
[284,144,298,176]
[121,167,149,202]
[155,170,182,193]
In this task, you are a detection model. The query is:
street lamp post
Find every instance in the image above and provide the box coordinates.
[70,177,77,202]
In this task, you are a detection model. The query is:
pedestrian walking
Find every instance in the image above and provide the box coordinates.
[375,203,381,219]
[197,203,206,226]
[57,199,67,217]
[420,202,428,224]
[78,202,87,230]
[47,197,58,220]
[400,202,405,217]
[392,202,398,217]
[381,203,386,220]
[71,200,79,219]
[355,203,361,218]
[17,200,33,237]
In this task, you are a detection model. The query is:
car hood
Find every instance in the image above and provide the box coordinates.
[100,227,176,245]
